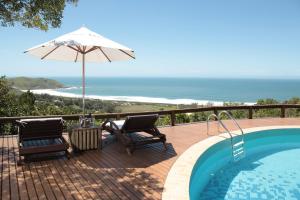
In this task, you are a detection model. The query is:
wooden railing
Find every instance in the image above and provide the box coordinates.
[1,104,300,128]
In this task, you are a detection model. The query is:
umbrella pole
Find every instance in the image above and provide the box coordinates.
[82,53,86,119]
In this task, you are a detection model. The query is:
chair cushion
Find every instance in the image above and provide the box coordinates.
[20,118,63,122]
[113,120,126,129]
[122,114,158,132]
[20,138,68,155]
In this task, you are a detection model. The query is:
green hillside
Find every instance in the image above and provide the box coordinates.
[8,77,65,90]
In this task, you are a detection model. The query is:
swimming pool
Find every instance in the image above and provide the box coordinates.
[190,128,300,200]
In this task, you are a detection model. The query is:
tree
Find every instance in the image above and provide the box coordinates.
[256,98,279,105]
[18,90,36,115]
[176,113,190,124]
[0,76,19,133]
[0,0,77,31]
[255,98,280,118]
[0,76,18,117]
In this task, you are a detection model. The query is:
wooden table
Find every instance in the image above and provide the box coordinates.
[68,126,102,152]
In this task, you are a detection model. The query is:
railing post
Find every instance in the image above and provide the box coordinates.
[213,108,218,120]
[170,111,176,126]
[281,106,285,118]
[248,107,253,119]
[116,114,121,120]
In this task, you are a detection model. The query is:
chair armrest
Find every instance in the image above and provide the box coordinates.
[102,119,121,131]
[60,136,70,148]
[15,120,26,127]
[15,120,25,143]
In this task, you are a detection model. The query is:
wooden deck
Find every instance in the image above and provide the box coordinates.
[1,118,300,200]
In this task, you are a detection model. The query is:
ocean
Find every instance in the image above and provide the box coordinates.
[30,77,300,105]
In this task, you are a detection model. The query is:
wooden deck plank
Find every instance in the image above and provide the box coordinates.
[0,136,3,198]
[75,153,125,200]
[8,136,20,200]
[50,160,85,200]
[67,157,113,200]
[57,159,98,199]
[86,151,144,199]
[79,151,141,200]
[60,159,100,199]
[12,136,29,200]
[33,163,57,200]
[39,161,69,200]
[29,164,47,200]
[99,147,161,199]
[23,164,39,200]
[2,118,300,200]
[101,147,163,199]
[2,137,11,200]
[45,160,77,200]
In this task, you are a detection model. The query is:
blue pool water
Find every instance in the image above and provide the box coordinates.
[190,129,300,200]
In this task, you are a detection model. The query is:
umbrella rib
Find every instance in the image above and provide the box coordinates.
[119,49,135,59]
[41,46,60,59]
[98,47,111,62]
[75,51,79,62]
[68,45,81,52]
[85,46,98,54]
[76,45,84,53]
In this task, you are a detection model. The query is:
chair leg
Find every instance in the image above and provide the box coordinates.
[17,155,23,166]
[126,147,133,156]
[163,142,168,151]
[66,150,71,159]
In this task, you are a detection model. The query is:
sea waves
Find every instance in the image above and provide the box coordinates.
[27,89,255,106]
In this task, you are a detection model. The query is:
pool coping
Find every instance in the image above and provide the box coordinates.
[162,125,300,200]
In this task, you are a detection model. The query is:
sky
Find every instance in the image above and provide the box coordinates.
[1,0,300,78]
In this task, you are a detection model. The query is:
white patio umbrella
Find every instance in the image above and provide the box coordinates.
[25,26,135,117]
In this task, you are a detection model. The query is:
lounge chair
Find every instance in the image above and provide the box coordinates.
[16,117,69,164]
[102,114,167,155]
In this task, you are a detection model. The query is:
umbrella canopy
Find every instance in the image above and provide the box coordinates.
[25,27,135,118]
[25,27,135,62]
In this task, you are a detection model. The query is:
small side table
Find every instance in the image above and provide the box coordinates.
[69,126,102,152]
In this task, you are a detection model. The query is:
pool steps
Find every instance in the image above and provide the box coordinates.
[207,110,245,162]
[232,140,245,161]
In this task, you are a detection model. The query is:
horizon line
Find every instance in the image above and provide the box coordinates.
[4,75,300,80]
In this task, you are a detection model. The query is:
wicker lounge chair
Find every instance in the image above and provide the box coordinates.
[102,114,167,155]
[16,118,69,164]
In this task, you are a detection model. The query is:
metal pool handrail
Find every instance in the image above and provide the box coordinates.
[218,110,244,137]
[206,113,233,139]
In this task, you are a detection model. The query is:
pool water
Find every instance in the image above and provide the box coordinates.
[190,129,300,200]
[200,148,300,200]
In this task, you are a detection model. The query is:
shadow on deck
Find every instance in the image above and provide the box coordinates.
[0,133,177,200]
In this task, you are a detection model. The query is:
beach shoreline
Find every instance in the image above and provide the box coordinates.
[27,89,256,106]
